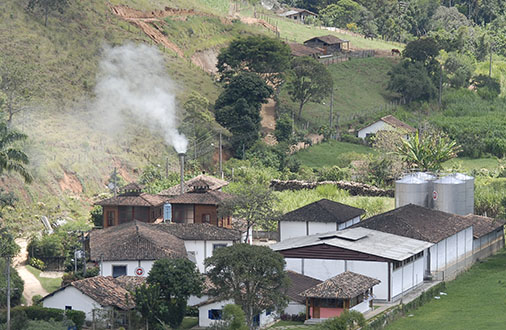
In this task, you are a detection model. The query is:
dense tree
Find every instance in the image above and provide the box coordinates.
[205,244,289,329]
[215,72,272,156]
[181,92,217,145]
[403,37,440,65]
[396,130,461,172]
[27,0,70,26]
[0,57,32,126]
[274,114,292,142]
[217,35,291,87]
[444,52,474,88]
[472,74,501,99]
[286,57,333,119]
[320,0,363,28]
[0,227,23,308]
[218,184,280,243]
[0,122,32,183]
[388,61,437,102]
[135,258,203,329]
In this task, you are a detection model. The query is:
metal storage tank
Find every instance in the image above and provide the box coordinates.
[432,176,466,215]
[395,175,429,208]
[413,172,437,209]
[450,173,474,215]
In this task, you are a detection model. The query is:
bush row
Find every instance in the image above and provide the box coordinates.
[0,306,85,330]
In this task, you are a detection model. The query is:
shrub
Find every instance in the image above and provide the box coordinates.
[316,166,351,182]
[66,310,86,329]
[32,294,43,306]
[318,310,365,330]
[11,306,85,330]
[28,257,46,271]
[340,133,364,145]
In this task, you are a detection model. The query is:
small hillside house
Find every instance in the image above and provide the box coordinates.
[304,35,350,55]
[279,8,317,23]
[160,174,229,196]
[300,272,380,320]
[96,183,167,228]
[356,204,474,280]
[167,181,234,228]
[41,276,140,321]
[278,199,365,241]
[272,227,433,301]
[357,115,416,140]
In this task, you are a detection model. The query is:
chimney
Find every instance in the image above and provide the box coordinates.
[179,153,185,195]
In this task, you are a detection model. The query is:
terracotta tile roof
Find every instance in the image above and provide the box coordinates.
[95,193,167,207]
[154,223,242,241]
[380,115,416,133]
[167,190,234,205]
[286,271,322,304]
[305,35,347,45]
[355,204,474,243]
[279,199,365,224]
[160,174,229,196]
[121,182,144,192]
[115,275,146,292]
[288,43,323,57]
[89,221,187,261]
[300,272,380,299]
[69,276,136,310]
[463,214,506,238]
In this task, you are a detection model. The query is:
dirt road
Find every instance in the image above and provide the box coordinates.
[261,98,277,145]
[14,238,48,305]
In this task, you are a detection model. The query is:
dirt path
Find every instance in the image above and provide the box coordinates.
[14,238,48,305]
[261,98,277,145]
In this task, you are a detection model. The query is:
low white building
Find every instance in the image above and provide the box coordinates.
[357,115,415,140]
[464,214,505,261]
[278,199,365,241]
[357,204,474,280]
[197,299,276,328]
[89,221,242,277]
[272,227,433,302]
[41,276,139,321]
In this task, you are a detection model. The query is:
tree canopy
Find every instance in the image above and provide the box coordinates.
[204,244,289,329]
[0,122,32,183]
[217,35,291,87]
[27,0,70,26]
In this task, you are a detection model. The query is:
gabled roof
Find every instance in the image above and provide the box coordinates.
[95,193,167,207]
[41,276,137,310]
[271,227,433,261]
[160,174,229,196]
[304,35,347,45]
[300,272,380,299]
[355,204,474,243]
[288,43,323,57]
[463,214,506,238]
[89,221,187,261]
[380,115,416,132]
[279,199,365,224]
[280,8,317,17]
[167,190,234,205]
[154,223,241,241]
[286,271,322,304]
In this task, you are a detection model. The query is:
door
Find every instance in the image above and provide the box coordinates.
[313,306,320,319]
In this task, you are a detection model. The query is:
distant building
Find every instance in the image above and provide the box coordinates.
[159,174,229,196]
[95,183,167,228]
[288,43,323,58]
[357,115,416,140]
[278,199,365,241]
[304,35,350,55]
[463,214,506,261]
[279,8,317,23]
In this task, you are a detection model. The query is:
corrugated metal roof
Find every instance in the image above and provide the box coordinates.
[271,227,433,261]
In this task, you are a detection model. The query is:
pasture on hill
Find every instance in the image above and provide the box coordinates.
[386,249,506,330]
[294,141,374,168]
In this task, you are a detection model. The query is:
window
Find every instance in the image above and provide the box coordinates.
[202,214,211,223]
[213,244,227,252]
[65,306,72,310]
[107,211,115,226]
[112,265,127,278]
[208,309,222,320]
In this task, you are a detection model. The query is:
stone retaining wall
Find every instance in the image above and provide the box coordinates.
[270,179,394,197]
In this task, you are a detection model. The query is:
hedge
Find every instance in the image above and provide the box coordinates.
[2,306,86,330]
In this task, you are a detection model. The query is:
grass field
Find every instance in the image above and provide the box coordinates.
[26,265,62,294]
[386,249,506,330]
[269,320,310,329]
[443,157,501,173]
[294,141,374,168]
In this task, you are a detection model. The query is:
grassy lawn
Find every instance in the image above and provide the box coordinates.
[386,249,506,330]
[294,141,374,168]
[269,320,306,328]
[444,157,501,173]
[26,265,62,294]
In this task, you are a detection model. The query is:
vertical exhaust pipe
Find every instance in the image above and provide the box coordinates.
[179,153,185,195]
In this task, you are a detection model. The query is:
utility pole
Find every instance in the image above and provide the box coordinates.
[81,232,86,274]
[329,87,334,139]
[219,133,223,179]
[165,157,169,179]
[6,256,11,330]
[113,167,117,197]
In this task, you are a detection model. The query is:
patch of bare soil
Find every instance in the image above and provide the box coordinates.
[289,133,324,153]
[233,14,277,32]
[58,170,83,195]
[260,98,277,145]
[191,48,219,74]
[14,238,49,305]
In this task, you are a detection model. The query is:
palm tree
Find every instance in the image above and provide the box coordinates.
[0,121,32,183]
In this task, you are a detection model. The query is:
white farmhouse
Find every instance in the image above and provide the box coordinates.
[356,204,475,280]
[41,276,140,321]
[357,115,415,140]
[278,199,365,241]
[272,227,433,302]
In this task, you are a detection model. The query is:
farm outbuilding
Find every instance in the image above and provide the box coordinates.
[357,115,415,140]
[279,8,317,23]
[304,35,350,55]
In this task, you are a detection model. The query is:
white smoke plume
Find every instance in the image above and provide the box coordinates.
[93,43,188,153]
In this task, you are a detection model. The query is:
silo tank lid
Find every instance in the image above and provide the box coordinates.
[450,173,473,181]
[396,176,426,184]
[434,176,464,184]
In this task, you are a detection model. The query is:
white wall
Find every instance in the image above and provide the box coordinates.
[391,257,424,300]
[429,227,472,273]
[280,222,307,241]
[199,299,276,328]
[350,297,372,314]
[284,301,306,316]
[347,261,389,301]
[308,222,338,236]
[280,217,361,241]
[303,259,345,281]
[43,286,103,321]
[101,260,155,277]
[184,240,234,273]
[358,121,393,139]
